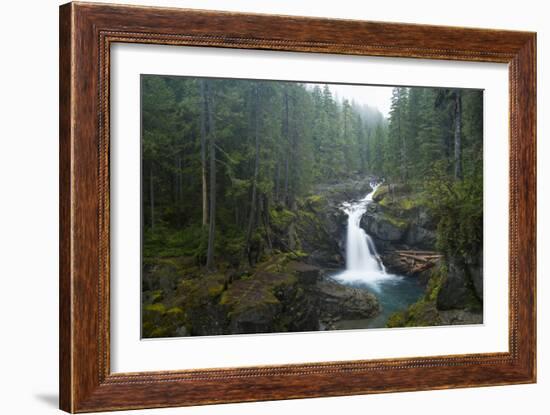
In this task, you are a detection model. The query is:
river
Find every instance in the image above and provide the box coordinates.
[332,183,424,329]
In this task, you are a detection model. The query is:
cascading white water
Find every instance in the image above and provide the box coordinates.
[335,183,391,285]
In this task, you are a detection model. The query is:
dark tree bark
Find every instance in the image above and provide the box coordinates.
[274,160,280,203]
[205,81,217,271]
[199,81,208,227]
[454,89,463,180]
[246,83,261,263]
[149,162,155,231]
[398,90,408,181]
[176,154,182,227]
[288,199,297,251]
[261,194,273,251]
[283,86,290,206]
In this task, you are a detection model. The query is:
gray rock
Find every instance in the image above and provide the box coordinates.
[175,326,189,337]
[439,309,483,325]
[405,226,436,249]
[287,261,322,284]
[228,302,283,334]
[316,278,380,320]
[466,252,483,301]
[436,258,477,310]
[361,213,407,242]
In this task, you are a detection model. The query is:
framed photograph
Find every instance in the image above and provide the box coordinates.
[59,2,536,412]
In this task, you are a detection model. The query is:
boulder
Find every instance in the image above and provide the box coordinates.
[405,225,436,249]
[316,278,379,321]
[439,309,483,325]
[361,212,408,242]
[436,258,479,311]
[287,261,322,284]
[466,251,483,301]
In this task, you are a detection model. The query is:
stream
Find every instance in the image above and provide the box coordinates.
[332,184,424,329]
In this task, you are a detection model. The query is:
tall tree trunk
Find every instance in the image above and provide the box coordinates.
[398,104,407,181]
[176,155,182,227]
[288,199,297,251]
[283,87,290,206]
[199,81,208,226]
[246,84,261,262]
[205,81,217,271]
[275,160,280,203]
[261,194,273,251]
[454,90,463,180]
[149,162,155,231]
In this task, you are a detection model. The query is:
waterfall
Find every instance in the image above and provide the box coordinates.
[335,183,391,285]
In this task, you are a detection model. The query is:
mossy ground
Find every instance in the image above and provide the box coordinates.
[386,266,444,328]
[142,251,313,337]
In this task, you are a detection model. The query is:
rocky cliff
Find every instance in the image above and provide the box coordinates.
[142,177,381,337]
[359,183,483,327]
[142,254,379,337]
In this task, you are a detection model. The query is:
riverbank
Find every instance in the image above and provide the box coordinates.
[142,176,383,337]
[361,183,483,327]
[141,175,483,337]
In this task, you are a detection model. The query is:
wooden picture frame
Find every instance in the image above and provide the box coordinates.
[59,2,536,412]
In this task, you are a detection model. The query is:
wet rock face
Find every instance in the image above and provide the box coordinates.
[359,185,437,252]
[361,213,407,242]
[225,264,379,335]
[439,309,483,325]
[297,177,375,269]
[316,278,380,321]
[143,256,382,337]
[436,258,481,311]
[467,251,483,301]
[314,178,374,206]
[405,223,436,250]
[436,260,471,310]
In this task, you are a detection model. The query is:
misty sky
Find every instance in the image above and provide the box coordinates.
[328,84,394,119]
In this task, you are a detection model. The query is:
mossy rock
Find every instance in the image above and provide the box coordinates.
[304,194,326,209]
[177,272,227,306]
[220,271,296,315]
[373,185,390,202]
[386,300,441,328]
[142,301,188,338]
[270,207,296,229]
[383,213,409,230]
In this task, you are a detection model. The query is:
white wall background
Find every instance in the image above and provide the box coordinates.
[0,0,546,414]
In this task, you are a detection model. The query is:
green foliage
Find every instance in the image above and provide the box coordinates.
[140,76,483,335]
[425,167,483,258]
[144,303,166,314]
[386,296,441,328]
[425,265,446,301]
[141,75,390,268]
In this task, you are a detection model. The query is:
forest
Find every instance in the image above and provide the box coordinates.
[141,75,483,338]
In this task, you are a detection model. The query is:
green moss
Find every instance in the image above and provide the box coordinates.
[256,254,289,273]
[425,267,445,302]
[270,208,295,229]
[386,267,448,329]
[219,256,299,317]
[373,184,390,202]
[304,194,325,208]
[207,283,225,298]
[150,290,163,303]
[181,273,226,300]
[150,327,169,337]
[144,303,166,314]
[383,213,409,229]
[386,300,441,328]
[387,312,407,328]
[286,250,308,260]
[406,301,440,327]
[379,197,392,208]
[167,306,183,315]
